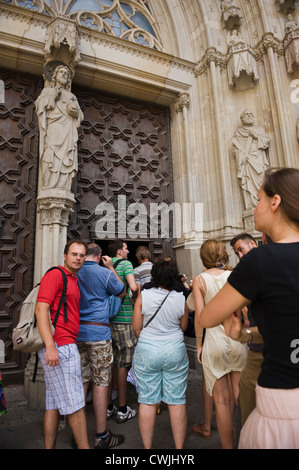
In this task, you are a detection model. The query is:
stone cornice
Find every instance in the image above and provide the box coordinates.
[78,25,196,75]
[0,3,49,27]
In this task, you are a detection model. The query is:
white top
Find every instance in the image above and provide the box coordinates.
[139,287,185,342]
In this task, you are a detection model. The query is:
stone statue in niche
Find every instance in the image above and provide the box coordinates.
[220,0,242,30]
[285,13,299,33]
[231,110,271,210]
[227,30,258,89]
[35,64,84,191]
[284,14,299,73]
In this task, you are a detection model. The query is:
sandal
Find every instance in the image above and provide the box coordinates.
[192,423,212,440]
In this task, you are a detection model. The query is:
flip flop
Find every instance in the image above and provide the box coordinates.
[192,423,212,439]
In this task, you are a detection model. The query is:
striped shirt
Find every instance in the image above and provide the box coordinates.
[134,261,153,287]
[111,257,135,323]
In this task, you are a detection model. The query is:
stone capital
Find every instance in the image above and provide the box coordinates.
[174,92,190,113]
[36,189,75,226]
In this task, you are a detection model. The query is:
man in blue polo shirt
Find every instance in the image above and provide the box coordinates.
[77,243,126,449]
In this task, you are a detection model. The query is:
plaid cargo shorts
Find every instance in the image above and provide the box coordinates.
[38,343,85,415]
[111,323,137,368]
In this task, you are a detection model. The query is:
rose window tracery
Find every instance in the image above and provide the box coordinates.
[1,0,162,50]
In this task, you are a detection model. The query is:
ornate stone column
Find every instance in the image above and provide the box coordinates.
[25,19,82,408]
[174,92,201,244]
[174,92,193,205]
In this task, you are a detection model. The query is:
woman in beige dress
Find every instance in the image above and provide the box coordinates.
[193,240,247,448]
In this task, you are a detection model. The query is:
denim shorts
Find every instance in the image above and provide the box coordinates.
[133,338,189,405]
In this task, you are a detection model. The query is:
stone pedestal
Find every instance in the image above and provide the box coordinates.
[242,208,255,232]
[34,188,76,284]
[242,208,261,241]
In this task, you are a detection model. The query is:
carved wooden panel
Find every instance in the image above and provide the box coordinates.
[0,69,40,384]
[0,71,174,384]
[69,86,175,264]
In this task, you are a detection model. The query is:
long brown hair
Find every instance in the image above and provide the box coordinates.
[200,239,232,271]
[263,168,299,227]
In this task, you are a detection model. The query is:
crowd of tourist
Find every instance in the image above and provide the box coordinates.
[1,167,299,450]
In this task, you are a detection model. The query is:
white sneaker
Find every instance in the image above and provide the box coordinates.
[116,405,138,423]
[107,404,117,419]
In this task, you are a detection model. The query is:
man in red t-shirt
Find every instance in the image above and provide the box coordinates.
[36,239,89,449]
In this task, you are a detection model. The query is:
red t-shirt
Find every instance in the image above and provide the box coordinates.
[36,266,81,347]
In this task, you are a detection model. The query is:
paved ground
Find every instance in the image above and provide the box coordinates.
[0,369,222,451]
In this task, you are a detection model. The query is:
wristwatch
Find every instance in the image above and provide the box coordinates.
[241,328,252,345]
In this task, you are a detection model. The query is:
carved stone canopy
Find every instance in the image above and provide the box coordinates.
[44,17,81,74]
[220,0,243,30]
[276,0,296,15]
[227,31,258,90]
